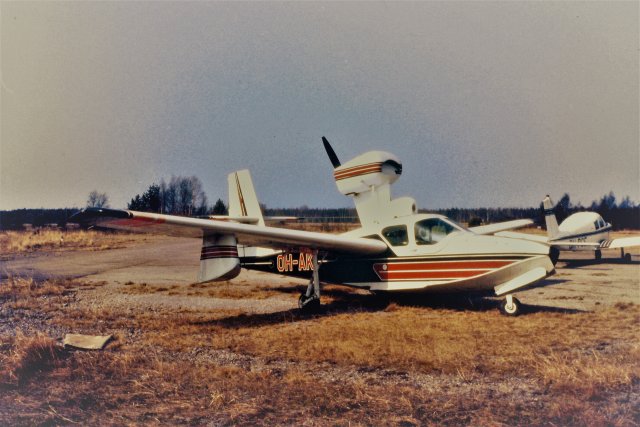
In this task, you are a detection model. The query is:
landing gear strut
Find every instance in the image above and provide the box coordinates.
[500,294,521,316]
[298,249,321,312]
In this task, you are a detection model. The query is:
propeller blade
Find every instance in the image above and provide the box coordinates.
[322,136,341,168]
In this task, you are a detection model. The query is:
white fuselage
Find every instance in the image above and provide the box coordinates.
[333,213,552,293]
[551,212,611,251]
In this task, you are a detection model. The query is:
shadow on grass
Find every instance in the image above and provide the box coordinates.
[560,258,640,268]
[199,279,586,329]
[190,291,391,329]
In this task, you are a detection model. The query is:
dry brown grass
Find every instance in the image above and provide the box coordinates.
[119,279,295,300]
[0,229,146,257]
[0,277,78,311]
[0,332,67,387]
[2,275,639,425]
[203,305,640,384]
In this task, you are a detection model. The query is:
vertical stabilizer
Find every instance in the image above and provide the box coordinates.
[228,170,265,226]
[542,195,560,238]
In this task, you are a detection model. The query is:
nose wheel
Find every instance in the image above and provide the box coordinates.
[500,294,521,316]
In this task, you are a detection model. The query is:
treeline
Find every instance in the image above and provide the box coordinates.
[1,191,638,230]
[127,176,228,216]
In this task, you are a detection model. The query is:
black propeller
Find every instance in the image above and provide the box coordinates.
[322,136,341,168]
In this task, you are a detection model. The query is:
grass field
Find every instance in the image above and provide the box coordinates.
[1,277,638,425]
[0,229,148,258]
[1,230,639,425]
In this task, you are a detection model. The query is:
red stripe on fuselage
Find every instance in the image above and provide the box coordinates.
[381,260,513,271]
[376,270,486,280]
[372,260,515,281]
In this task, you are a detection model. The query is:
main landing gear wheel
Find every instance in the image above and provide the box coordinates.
[621,248,631,262]
[500,295,521,316]
[549,247,560,266]
[595,249,602,260]
[298,294,320,312]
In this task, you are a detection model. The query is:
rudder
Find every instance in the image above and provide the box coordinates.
[228,170,265,226]
[542,195,560,238]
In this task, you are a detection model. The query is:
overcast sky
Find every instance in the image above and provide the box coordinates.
[2,1,638,211]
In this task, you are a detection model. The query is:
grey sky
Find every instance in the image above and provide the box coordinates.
[1,1,638,211]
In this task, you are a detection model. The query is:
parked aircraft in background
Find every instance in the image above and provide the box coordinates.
[73,137,554,316]
[497,196,640,262]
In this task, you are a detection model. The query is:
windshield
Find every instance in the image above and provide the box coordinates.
[414,218,461,245]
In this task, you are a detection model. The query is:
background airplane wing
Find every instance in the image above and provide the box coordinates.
[470,219,533,235]
[547,238,640,249]
[72,208,387,255]
[600,236,640,249]
[495,231,550,243]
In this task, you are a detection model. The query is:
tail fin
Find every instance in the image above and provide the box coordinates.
[228,170,265,227]
[542,195,560,238]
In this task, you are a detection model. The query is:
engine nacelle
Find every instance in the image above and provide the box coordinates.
[333,151,402,196]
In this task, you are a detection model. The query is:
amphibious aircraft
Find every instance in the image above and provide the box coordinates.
[73,138,554,316]
[497,196,640,262]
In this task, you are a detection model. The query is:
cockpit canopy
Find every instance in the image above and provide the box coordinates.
[381,217,467,247]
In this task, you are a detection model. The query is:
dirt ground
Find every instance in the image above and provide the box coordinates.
[1,231,639,425]
[3,232,638,313]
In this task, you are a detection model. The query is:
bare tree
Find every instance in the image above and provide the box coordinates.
[87,190,109,208]
[157,175,207,215]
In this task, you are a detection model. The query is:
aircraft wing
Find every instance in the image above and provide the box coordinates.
[495,231,550,243]
[599,236,640,249]
[72,208,387,255]
[470,219,533,235]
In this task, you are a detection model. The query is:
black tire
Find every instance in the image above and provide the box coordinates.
[500,297,521,316]
[624,253,632,262]
[298,294,320,312]
[549,247,560,266]
[595,250,602,260]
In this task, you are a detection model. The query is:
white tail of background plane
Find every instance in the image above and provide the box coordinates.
[542,195,560,239]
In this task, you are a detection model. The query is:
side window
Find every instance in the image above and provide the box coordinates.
[594,220,599,230]
[382,225,408,246]
[415,218,456,245]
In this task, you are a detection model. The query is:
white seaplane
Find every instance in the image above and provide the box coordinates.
[73,138,555,315]
[498,196,640,262]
